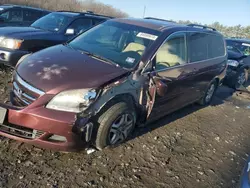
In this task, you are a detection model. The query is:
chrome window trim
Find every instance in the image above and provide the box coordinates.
[15,73,45,96]
[142,30,227,74]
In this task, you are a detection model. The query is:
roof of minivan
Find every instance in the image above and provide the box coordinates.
[113,18,181,31]
[112,18,221,35]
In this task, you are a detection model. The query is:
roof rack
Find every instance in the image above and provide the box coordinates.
[188,24,216,31]
[144,17,176,23]
[57,10,114,18]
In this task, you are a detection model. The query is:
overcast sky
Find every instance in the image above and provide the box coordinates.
[97,0,250,26]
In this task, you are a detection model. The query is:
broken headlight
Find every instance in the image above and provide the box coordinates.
[46,89,97,113]
[227,59,239,67]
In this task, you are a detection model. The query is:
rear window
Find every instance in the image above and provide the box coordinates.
[189,32,225,62]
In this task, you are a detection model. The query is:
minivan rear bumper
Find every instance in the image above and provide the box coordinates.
[0,102,88,151]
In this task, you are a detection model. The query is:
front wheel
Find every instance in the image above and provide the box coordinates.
[235,68,248,89]
[95,102,136,150]
[198,81,217,106]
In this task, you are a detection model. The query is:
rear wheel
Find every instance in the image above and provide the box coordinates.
[198,80,217,105]
[95,102,136,150]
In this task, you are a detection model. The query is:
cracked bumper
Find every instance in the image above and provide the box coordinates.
[0,102,89,151]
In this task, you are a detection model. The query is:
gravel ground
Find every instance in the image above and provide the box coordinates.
[1,68,250,188]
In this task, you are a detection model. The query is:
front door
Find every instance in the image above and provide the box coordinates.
[0,8,23,27]
[148,32,198,120]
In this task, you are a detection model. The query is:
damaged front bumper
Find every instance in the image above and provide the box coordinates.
[0,97,93,151]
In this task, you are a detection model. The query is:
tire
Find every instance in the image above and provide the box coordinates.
[198,80,217,106]
[235,68,248,89]
[95,102,136,150]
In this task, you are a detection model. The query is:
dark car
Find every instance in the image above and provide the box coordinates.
[224,50,249,88]
[0,4,50,27]
[239,156,250,188]
[0,11,112,66]
[226,38,250,56]
[0,18,227,151]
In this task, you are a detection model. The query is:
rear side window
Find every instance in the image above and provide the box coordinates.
[208,34,225,58]
[23,10,42,22]
[189,32,225,62]
[189,32,209,62]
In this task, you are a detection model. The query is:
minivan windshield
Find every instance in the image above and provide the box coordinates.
[69,21,161,69]
[31,13,71,32]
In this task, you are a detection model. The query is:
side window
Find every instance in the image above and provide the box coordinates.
[208,34,225,58]
[23,10,42,22]
[155,32,187,71]
[93,19,105,25]
[0,9,23,22]
[189,32,209,62]
[68,18,92,34]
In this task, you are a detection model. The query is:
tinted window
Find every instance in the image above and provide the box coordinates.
[155,32,187,71]
[189,32,225,62]
[0,9,23,22]
[189,32,209,62]
[69,21,161,69]
[23,10,42,22]
[93,19,105,25]
[68,18,92,34]
[209,34,225,58]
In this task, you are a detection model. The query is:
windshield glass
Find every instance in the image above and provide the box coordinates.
[227,40,250,56]
[31,13,71,32]
[69,21,161,69]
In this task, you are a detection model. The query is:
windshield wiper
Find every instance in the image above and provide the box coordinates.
[80,50,120,67]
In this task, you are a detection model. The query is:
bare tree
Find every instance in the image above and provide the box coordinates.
[1,0,128,17]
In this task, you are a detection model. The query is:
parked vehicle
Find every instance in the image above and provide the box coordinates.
[226,38,250,56]
[0,11,112,66]
[239,156,250,188]
[0,18,227,151]
[224,50,249,89]
[0,4,50,27]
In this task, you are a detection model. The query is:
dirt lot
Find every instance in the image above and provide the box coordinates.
[1,68,250,188]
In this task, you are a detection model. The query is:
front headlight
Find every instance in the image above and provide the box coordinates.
[227,59,239,67]
[0,37,23,49]
[46,89,97,113]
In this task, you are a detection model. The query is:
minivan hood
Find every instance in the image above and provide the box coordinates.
[0,26,53,39]
[16,45,129,94]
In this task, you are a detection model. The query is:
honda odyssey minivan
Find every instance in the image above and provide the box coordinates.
[0,18,227,151]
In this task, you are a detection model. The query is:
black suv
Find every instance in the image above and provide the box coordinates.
[226,38,250,56]
[224,50,249,88]
[0,11,112,66]
[0,4,50,27]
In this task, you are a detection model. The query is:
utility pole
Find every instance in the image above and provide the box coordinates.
[143,6,146,18]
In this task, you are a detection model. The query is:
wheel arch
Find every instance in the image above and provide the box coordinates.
[96,93,142,120]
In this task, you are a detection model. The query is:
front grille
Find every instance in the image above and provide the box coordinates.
[12,73,45,107]
[0,123,45,139]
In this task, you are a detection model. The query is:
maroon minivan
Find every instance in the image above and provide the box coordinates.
[0,18,227,151]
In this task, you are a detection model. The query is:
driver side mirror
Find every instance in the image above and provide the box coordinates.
[65,28,75,35]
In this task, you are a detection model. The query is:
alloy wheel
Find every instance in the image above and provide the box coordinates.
[205,84,215,103]
[109,113,134,145]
